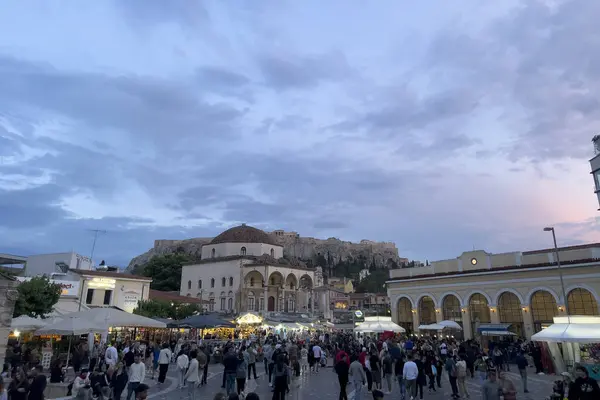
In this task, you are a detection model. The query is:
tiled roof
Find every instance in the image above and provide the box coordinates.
[210,224,279,246]
[149,289,207,304]
[69,269,152,281]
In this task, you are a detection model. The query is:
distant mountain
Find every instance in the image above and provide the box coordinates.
[127,229,405,273]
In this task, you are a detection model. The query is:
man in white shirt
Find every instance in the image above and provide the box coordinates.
[126,354,146,400]
[440,341,448,358]
[105,344,118,367]
[312,344,322,372]
[403,354,419,400]
[157,344,172,385]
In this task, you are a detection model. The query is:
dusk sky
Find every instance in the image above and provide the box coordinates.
[1,0,599,267]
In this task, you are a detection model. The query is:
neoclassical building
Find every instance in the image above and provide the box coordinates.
[387,243,600,339]
[180,225,326,315]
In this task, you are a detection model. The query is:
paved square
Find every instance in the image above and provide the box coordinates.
[148,361,556,400]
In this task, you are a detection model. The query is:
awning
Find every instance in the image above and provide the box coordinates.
[481,330,516,336]
[477,323,511,333]
[530,316,600,343]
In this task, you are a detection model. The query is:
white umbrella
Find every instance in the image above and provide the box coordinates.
[11,316,47,331]
[61,307,166,328]
[438,320,463,330]
[35,316,107,368]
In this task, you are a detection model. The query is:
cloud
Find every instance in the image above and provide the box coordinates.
[0,0,599,267]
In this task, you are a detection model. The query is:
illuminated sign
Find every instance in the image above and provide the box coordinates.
[122,291,141,313]
[16,277,80,297]
[354,310,363,318]
[87,277,116,289]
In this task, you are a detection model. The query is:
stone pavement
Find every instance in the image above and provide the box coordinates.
[148,362,557,400]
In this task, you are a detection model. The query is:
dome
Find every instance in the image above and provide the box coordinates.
[210,224,280,246]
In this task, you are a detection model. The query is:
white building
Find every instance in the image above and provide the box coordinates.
[358,268,370,282]
[24,252,92,277]
[180,224,326,315]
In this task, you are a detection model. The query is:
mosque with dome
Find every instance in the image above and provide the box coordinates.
[179,224,325,316]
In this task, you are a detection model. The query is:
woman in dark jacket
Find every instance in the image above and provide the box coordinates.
[415,355,427,400]
[8,368,29,400]
[111,363,128,400]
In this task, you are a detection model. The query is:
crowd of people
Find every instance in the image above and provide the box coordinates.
[3,332,600,400]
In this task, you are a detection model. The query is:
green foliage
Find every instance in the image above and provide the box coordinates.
[133,299,199,320]
[354,269,389,293]
[134,253,192,291]
[13,276,61,318]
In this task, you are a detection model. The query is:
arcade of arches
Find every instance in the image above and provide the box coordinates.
[391,286,600,340]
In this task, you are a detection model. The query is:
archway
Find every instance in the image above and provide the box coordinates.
[285,274,298,291]
[396,297,414,333]
[530,290,558,333]
[497,291,524,337]
[469,293,491,336]
[442,294,463,339]
[568,288,600,316]
[268,271,284,287]
[268,296,275,312]
[419,296,436,325]
[244,270,263,289]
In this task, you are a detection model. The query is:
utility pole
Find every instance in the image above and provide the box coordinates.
[88,229,107,267]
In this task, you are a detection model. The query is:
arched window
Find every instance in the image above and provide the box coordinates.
[220,292,226,310]
[222,277,226,287]
[209,292,215,312]
[469,293,491,335]
[419,296,436,325]
[498,291,524,337]
[228,298,233,310]
[210,278,215,288]
[229,277,234,287]
[442,295,463,338]
[531,290,558,332]
[187,280,191,290]
[396,297,413,333]
[211,248,215,258]
[198,280,202,289]
[240,247,247,256]
[568,288,599,316]
[248,292,255,311]
[270,248,275,257]
[290,283,295,290]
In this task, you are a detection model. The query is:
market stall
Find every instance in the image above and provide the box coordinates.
[531,315,600,377]
[355,316,405,334]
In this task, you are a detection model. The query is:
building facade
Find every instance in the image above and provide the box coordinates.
[387,243,600,339]
[24,252,93,276]
[180,225,327,316]
[70,270,151,313]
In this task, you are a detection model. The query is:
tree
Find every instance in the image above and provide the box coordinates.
[13,277,61,318]
[133,299,199,320]
[354,269,389,293]
[135,254,192,291]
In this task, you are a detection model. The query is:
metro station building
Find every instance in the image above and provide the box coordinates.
[387,243,600,340]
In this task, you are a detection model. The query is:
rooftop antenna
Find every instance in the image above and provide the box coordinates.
[87,229,107,267]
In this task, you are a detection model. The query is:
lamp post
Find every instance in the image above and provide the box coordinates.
[543,227,571,321]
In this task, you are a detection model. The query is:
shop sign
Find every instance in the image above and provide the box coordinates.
[16,277,80,297]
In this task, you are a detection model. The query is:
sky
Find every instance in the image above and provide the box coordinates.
[1,0,600,267]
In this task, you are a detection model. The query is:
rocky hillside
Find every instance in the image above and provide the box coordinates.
[127,231,403,271]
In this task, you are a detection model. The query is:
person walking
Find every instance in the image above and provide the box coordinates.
[197,345,209,386]
[403,354,418,400]
[335,354,350,400]
[445,355,459,399]
[456,355,469,398]
[381,350,393,394]
[272,355,290,400]
[236,351,247,395]
[349,355,366,400]
[223,348,238,396]
[245,345,258,380]
[157,343,171,386]
[184,351,199,400]
[395,354,406,400]
[176,349,189,389]
[126,354,145,400]
[515,351,529,394]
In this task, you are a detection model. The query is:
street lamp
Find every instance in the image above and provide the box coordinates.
[543,227,571,321]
